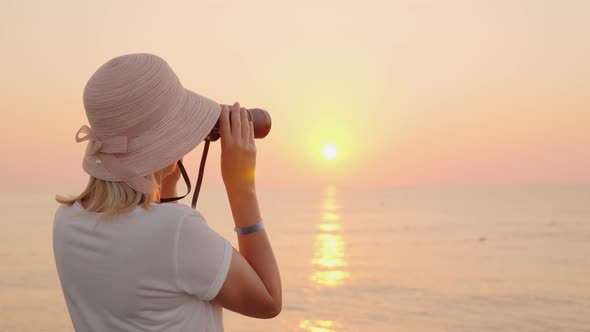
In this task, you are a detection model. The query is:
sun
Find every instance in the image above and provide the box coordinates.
[322,144,337,160]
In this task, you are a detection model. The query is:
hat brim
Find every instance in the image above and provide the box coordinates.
[83,88,221,181]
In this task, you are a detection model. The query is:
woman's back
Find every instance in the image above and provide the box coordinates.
[53,201,232,331]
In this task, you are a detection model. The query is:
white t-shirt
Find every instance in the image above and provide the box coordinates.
[52,201,233,332]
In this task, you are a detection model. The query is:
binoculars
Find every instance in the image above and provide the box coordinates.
[163,106,271,208]
[207,107,272,141]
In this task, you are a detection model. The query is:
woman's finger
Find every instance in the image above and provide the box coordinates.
[219,105,230,139]
[240,107,249,141]
[230,102,241,138]
[249,118,255,144]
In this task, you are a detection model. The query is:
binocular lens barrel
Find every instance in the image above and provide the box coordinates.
[248,108,272,139]
[208,108,271,141]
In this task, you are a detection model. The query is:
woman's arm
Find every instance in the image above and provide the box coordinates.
[210,188,282,318]
[209,102,282,318]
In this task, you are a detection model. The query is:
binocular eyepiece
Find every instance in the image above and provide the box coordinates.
[207,107,272,141]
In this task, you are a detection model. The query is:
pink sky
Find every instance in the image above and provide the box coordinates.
[1,0,589,193]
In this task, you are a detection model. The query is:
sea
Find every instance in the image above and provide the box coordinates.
[1,185,589,331]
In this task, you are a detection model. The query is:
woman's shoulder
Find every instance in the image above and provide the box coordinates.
[153,203,206,222]
[152,204,210,234]
[157,203,199,215]
[54,201,203,224]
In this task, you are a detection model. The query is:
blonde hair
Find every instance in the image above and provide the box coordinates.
[55,169,168,223]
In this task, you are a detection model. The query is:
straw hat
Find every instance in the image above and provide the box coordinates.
[75,53,221,194]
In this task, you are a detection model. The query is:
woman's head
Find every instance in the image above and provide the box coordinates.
[55,160,179,221]
[62,53,221,220]
[74,53,220,196]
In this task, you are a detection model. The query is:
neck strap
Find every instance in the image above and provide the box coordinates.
[158,138,211,209]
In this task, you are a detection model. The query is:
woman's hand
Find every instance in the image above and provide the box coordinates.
[220,102,257,195]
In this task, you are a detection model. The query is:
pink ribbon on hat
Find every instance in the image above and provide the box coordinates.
[74,124,159,194]
[75,125,129,156]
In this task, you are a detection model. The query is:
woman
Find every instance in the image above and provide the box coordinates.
[53,53,282,331]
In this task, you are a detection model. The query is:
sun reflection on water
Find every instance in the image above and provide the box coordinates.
[321,212,340,221]
[318,223,341,232]
[322,199,339,212]
[298,319,346,332]
[311,234,346,268]
[299,186,350,331]
[310,186,350,288]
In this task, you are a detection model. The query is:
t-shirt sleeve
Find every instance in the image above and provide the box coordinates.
[174,210,233,301]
